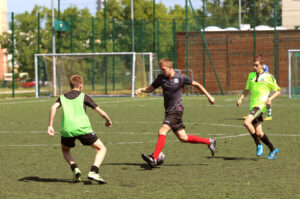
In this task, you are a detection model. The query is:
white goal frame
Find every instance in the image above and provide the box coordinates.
[34,52,154,98]
[288,49,300,99]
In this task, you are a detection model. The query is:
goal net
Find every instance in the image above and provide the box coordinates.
[34,52,158,97]
[288,50,300,98]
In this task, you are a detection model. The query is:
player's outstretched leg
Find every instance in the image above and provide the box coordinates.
[208,138,216,156]
[141,154,157,168]
[88,139,107,184]
[265,105,272,120]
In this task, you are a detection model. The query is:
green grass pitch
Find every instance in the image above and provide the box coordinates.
[0,95,299,199]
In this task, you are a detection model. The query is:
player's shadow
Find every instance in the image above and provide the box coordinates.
[104,162,154,170]
[207,156,258,161]
[104,162,208,170]
[18,176,94,185]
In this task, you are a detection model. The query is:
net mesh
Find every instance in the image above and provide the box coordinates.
[290,51,300,98]
[36,53,158,97]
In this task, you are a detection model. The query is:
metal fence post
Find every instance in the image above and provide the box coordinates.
[173,19,177,69]
[91,17,95,91]
[37,13,41,96]
[112,17,116,91]
[253,0,256,57]
[11,12,15,98]
[273,0,278,79]
[185,0,189,95]
[202,0,206,88]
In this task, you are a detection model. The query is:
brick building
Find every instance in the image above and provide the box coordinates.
[176,30,300,94]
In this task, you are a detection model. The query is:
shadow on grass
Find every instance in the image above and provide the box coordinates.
[207,156,258,161]
[18,176,96,185]
[104,162,154,170]
[105,162,209,170]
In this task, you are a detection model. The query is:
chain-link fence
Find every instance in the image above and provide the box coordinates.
[1,1,300,97]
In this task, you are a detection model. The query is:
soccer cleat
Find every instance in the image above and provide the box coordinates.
[88,171,106,184]
[72,168,82,182]
[256,144,264,157]
[264,116,272,121]
[141,154,157,168]
[268,147,279,160]
[208,138,216,156]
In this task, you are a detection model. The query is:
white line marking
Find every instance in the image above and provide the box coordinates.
[0,100,51,105]
[0,134,298,147]
[217,134,249,139]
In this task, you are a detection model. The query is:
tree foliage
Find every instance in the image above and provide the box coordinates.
[0,0,282,78]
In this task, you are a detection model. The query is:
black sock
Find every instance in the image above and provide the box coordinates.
[260,134,275,151]
[251,133,261,145]
[70,163,78,171]
[91,165,99,173]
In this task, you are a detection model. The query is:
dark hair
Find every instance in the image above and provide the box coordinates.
[69,75,83,89]
[254,54,264,65]
[159,58,173,68]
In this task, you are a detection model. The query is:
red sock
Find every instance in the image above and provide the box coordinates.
[152,134,166,159]
[187,135,210,145]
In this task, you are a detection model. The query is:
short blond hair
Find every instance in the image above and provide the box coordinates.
[70,75,83,89]
[159,58,173,68]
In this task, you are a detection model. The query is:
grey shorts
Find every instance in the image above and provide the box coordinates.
[163,111,185,133]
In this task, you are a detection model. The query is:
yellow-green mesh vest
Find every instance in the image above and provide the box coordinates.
[60,93,93,137]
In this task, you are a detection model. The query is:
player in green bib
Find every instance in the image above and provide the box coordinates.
[48,75,112,183]
[237,56,280,159]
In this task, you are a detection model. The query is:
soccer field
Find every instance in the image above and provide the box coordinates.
[0,95,299,199]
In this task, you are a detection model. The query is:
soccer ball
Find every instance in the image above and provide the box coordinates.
[156,152,166,166]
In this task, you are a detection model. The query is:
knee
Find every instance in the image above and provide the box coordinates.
[61,146,70,153]
[244,120,251,128]
[158,129,167,136]
[178,134,188,142]
[95,144,106,153]
[100,145,107,153]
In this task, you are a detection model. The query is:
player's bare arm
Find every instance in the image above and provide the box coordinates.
[266,90,280,106]
[94,106,112,127]
[135,85,156,95]
[48,102,60,136]
[191,81,215,104]
[237,90,249,107]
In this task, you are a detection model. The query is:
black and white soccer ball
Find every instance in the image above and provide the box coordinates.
[156,152,166,166]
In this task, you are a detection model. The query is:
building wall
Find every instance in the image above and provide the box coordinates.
[177,30,300,93]
[0,0,8,80]
[282,0,300,29]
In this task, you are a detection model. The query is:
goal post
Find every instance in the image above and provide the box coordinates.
[288,50,300,99]
[34,52,156,98]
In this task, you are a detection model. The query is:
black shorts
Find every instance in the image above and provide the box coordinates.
[61,133,98,148]
[249,107,264,125]
[163,111,185,133]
